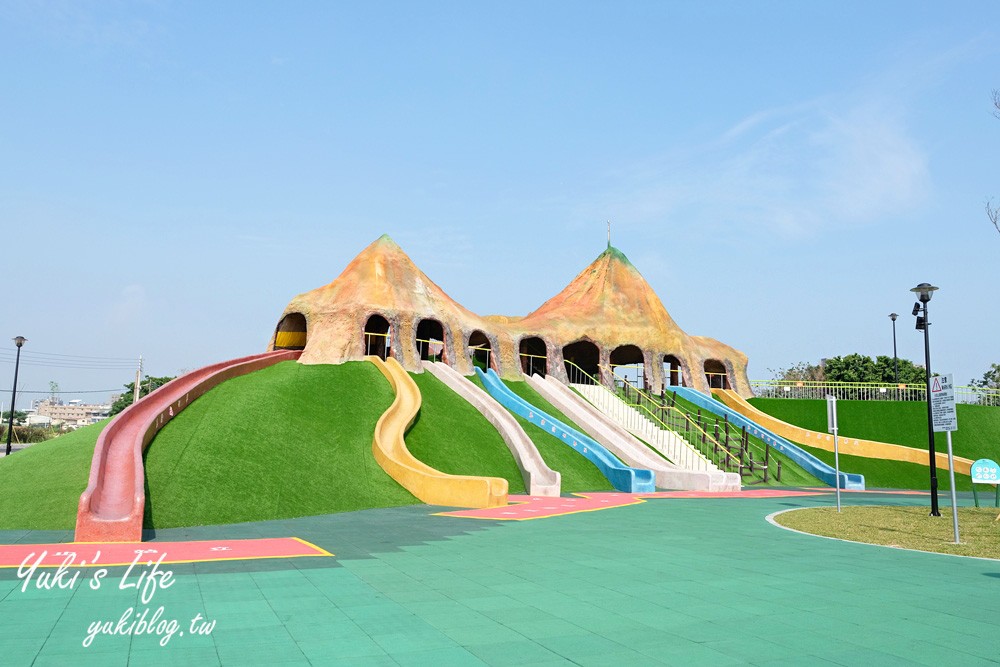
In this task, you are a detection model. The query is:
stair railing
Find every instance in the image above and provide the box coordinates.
[565,361,737,473]
[615,376,775,483]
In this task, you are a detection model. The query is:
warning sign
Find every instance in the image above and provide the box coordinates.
[930,373,958,433]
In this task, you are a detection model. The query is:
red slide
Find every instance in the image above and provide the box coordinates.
[75,350,301,543]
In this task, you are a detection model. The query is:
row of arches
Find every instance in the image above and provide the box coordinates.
[360,314,499,371]
[274,312,733,390]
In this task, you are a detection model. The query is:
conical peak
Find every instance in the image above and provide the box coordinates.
[371,233,402,250]
[599,245,633,267]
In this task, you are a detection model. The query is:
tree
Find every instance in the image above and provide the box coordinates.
[1,410,27,423]
[109,375,176,416]
[970,363,1000,391]
[769,361,825,382]
[824,353,927,384]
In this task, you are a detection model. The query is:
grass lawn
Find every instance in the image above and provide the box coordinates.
[774,505,1000,559]
[0,421,106,529]
[143,361,418,528]
[750,398,1000,491]
[406,372,526,494]
[794,441,972,491]
[469,375,614,492]
[750,398,1000,462]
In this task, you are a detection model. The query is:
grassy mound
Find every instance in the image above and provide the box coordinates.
[749,398,1000,490]
[470,376,614,492]
[144,361,417,528]
[0,421,106,529]
[407,372,527,494]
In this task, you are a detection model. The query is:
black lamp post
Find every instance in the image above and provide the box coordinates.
[910,283,940,517]
[889,313,899,384]
[5,336,27,457]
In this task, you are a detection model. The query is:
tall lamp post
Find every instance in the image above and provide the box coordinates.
[910,284,940,517]
[889,313,899,384]
[5,336,27,457]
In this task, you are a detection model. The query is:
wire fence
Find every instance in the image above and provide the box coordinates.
[751,380,1000,406]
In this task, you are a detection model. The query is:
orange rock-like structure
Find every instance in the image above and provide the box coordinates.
[269,235,751,396]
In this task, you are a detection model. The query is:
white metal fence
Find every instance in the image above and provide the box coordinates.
[751,380,1000,406]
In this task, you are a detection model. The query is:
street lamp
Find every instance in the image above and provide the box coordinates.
[5,336,27,457]
[910,283,940,517]
[889,313,899,384]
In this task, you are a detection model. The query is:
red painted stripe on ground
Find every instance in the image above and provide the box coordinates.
[0,537,331,568]
[437,489,827,520]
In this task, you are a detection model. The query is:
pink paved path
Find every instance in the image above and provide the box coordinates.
[0,537,331,568]
[437,488,828,521]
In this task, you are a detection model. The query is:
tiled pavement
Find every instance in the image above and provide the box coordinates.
[1,492,997,666]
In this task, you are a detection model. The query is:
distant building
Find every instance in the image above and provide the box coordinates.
[34,399,110,429]
[25,414,52,427]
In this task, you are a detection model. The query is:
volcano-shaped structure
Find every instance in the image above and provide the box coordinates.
[271,236,750,396]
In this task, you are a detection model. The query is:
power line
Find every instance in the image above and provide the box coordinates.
[12,349,137,362]
[0,362,135,369]
[0,389,119,394]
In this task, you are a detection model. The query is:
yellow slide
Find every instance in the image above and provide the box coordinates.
[714,389,973,475]
[368,356,508,508]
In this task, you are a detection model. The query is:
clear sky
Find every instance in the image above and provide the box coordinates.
[1,1,998,407]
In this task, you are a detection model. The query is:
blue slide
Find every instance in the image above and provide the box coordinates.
[476,369,656,493]
[670,387,865,490]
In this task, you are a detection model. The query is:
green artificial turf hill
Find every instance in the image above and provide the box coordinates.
[748,398,1000,491]
[0,421,106,529]
[143,361,417,528]
[407,372,526,494]
[469,375,614,492]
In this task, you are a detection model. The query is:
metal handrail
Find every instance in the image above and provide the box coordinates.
[415,337,445,361]
[618,377,771,481]
[751,379,1000,406]
[564,361,755,476]
[364,331,391,358]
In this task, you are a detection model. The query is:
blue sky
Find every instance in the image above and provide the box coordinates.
[1,1,998,406]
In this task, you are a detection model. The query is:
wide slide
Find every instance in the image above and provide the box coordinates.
[476,368,655,493]
[422,362,560,496]
[528,374,739,492]
[369,357,508,508]
[76,349,302,543]
[715,389,974,475]
[670,386,866,490]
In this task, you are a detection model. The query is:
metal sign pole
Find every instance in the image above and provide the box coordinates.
[827,395,841,513]
[931,373,960,540]
[946,431,960,544]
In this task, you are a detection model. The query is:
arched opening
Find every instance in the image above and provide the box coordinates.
[468,330,495,372]
[663,354,684,388]
[563,340,600,384]
[274,313,307,350]
[704,359,730,389]
[519,336,547,377]
[416,318,447,363]
[610,344,644,390]
[363,314,391,360]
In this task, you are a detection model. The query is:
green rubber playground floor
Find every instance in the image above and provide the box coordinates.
[1,491,997,666]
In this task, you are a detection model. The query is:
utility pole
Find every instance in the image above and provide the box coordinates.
[133,355,143,405]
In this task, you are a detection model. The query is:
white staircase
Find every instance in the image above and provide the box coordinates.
[572,383,719,473]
